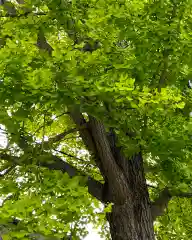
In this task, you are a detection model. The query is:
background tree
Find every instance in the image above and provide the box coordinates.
[0,0,192,239]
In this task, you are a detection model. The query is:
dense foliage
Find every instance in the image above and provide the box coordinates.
[0,0,192,239]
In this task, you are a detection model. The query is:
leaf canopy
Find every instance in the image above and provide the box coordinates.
[0,0,192,239]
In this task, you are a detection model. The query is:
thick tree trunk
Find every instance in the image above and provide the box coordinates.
[107,201,154,240]
[106,154,155,240]
[71,114,155,240]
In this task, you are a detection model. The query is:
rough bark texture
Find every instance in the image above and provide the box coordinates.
[107,155,155,240]
[74,114,155,240]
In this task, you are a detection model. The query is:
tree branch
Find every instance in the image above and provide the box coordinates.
[42,128,78,149]
[88,116,129,203]
[174,192,192,198]
[0,153,20,164]
[36,28,53,55]
[144,165,159,173]
[0,152,106,203]
[151,188,171,221]
[34,111,70,134]
[53,159,105,202]
[49,128,78,143]
[53,149,88,163]
[69,109,97,154]
[151,187,192,221]
[69,110,108,176]
[0,165,15,177]
[39,155,106,202]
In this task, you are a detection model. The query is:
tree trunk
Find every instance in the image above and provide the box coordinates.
[107,202,154,240]
[71,114,155,240]
[106,154,155,240]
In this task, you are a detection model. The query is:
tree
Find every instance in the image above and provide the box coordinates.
[0,0,192,239]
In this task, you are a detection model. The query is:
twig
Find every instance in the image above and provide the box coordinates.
[174,192,192,198]
[53,149,86,163]
[47,128,78,144]
[0,165,15,177]
[147,184,157,189]
[34,112,70,134]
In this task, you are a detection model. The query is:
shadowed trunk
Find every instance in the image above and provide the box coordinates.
[78,115,155,240]
[71,113,155,240]
[106,154,154,240]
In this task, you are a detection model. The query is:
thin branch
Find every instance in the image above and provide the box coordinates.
[54,149,97,171]
[41,127,85,150]
[46,128,78,145]
[53,112,70,120]
[144,165,159,173]
[63,136,81,140]
[174,192,192,198]
[147,184,157,189]
[34,111,70,134]
[53,149,87,163]
[0,153,20,164]
[0,165,15,177]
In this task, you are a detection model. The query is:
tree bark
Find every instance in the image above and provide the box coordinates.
[106,154,155,240]
[72,114,155,240]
